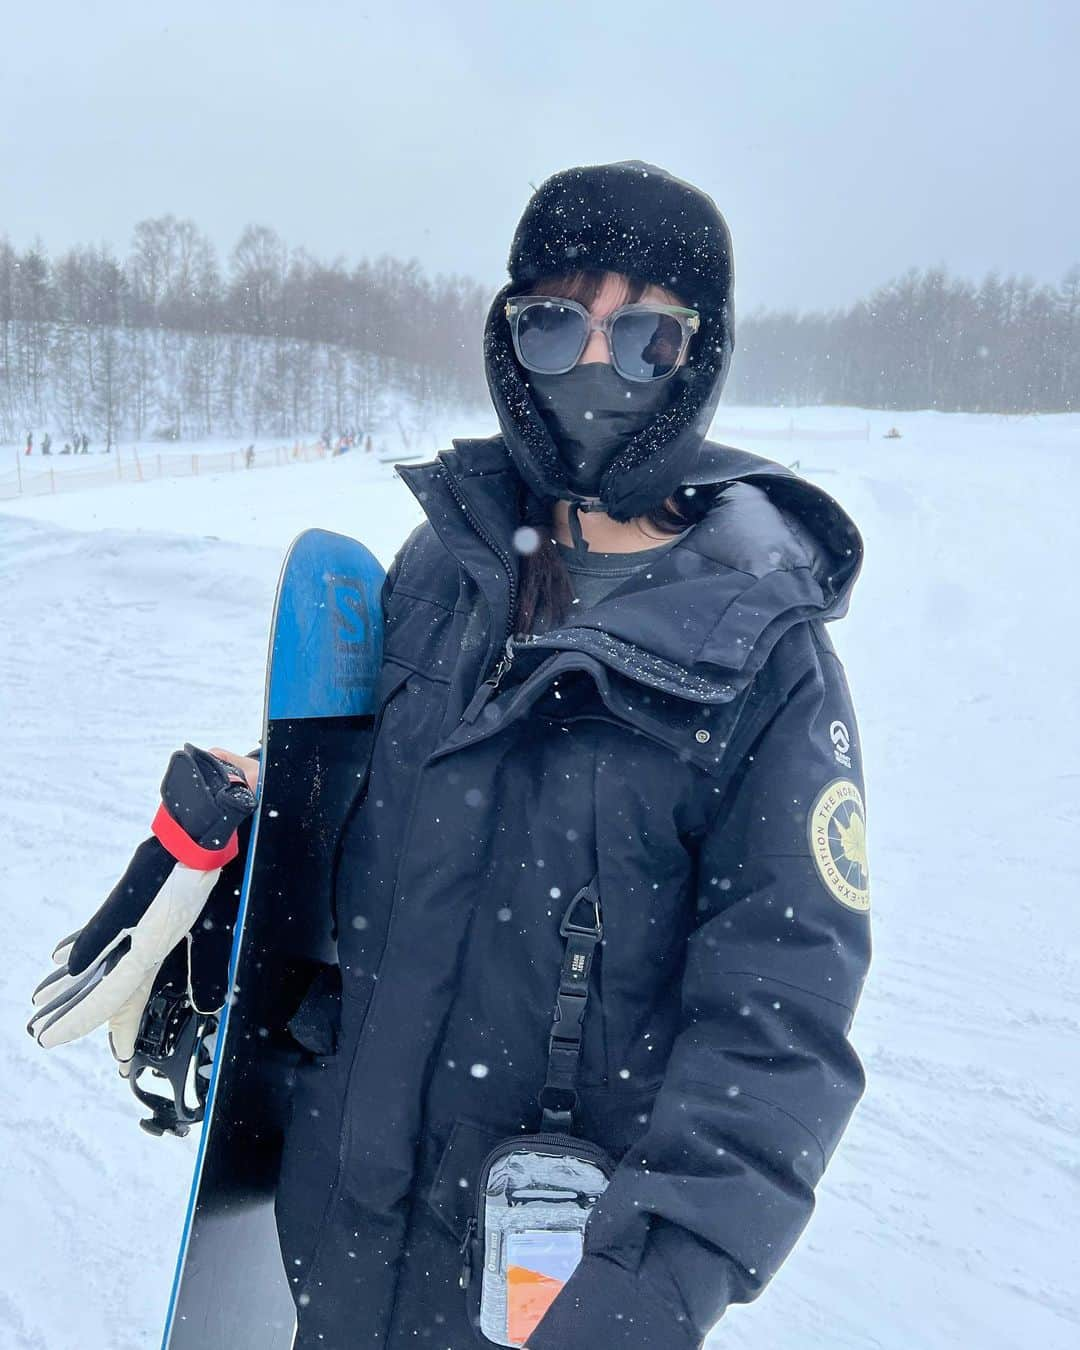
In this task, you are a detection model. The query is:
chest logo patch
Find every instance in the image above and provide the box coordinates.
[808,779,870,912]
[829,719,853,768]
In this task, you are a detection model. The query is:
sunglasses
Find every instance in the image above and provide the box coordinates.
[505,296,700,382]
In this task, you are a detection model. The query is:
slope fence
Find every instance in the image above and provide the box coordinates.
[0,441,333,501]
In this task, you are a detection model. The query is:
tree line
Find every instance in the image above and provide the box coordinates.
[731,265,1080,413]
[1,214,1076,445]
[0,216,491,445]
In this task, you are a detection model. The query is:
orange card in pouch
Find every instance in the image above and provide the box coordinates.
[505,1230,584,1345]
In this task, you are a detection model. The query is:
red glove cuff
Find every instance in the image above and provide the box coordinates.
[151,804,240,871]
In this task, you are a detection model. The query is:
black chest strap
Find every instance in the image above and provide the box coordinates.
[537,876,603,1134]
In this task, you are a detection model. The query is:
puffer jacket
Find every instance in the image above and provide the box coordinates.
[274,434,871,1349]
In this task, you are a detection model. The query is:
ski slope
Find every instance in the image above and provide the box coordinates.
[2,406,1078,1349]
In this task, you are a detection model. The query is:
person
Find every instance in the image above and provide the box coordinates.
[245,444,256,470]
[29,162,870,1349]
[25,431,33,455]
[41,433,51,456]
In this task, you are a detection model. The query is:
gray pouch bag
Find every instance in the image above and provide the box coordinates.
[461,1132,614,1347]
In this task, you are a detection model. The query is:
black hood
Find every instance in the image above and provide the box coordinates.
[483,160,734,521]
[398,436,863,704]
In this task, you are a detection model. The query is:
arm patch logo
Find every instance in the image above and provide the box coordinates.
[807,779,870,912]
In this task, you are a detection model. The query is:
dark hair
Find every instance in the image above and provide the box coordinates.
[515,270,714,634]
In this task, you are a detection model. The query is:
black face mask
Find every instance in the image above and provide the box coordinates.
[528,363,678,497]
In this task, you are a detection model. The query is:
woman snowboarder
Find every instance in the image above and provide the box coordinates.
[30,161,871,1349]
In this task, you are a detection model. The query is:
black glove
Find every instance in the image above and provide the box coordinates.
[28,744,255,1068]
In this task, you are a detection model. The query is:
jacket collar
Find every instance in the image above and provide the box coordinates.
[396,435,863,703]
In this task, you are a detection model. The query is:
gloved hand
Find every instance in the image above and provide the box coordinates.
[27,744,256,1069]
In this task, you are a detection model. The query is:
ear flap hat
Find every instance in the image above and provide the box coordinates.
[483,160,734,520]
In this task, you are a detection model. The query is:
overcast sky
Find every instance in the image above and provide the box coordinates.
[2,0,1076,313]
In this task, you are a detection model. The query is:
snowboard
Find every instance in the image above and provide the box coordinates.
[160,528,385,1350]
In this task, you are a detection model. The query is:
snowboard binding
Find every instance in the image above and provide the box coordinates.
[127,976,219,1138]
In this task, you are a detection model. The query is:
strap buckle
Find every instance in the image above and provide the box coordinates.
[560,883,602,939]
[537,1084,577,1133]
[552,989,587,1039]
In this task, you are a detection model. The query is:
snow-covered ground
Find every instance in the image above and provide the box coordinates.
[2,405,1078,1348]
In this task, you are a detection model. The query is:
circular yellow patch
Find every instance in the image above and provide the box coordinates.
[807,779,870,912]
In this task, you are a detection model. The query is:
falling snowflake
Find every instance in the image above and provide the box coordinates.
[512,526,540,556]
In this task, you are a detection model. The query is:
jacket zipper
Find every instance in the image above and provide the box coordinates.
[461,634,517,722]
[459,1132,615,1290]
[459,1215,477,1288]
[439,465,525,720]
[439,466,517,643]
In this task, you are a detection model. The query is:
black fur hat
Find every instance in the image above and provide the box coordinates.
[483,160,734,520]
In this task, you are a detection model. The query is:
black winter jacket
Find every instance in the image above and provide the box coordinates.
[275,435,871,1349]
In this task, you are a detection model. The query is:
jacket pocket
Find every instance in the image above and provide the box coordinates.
[575,1077,666,1162]
[427,1117,507,1243]
[286,961,343,1056]
[374,656,414,711]
[426,1118,514,1347]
